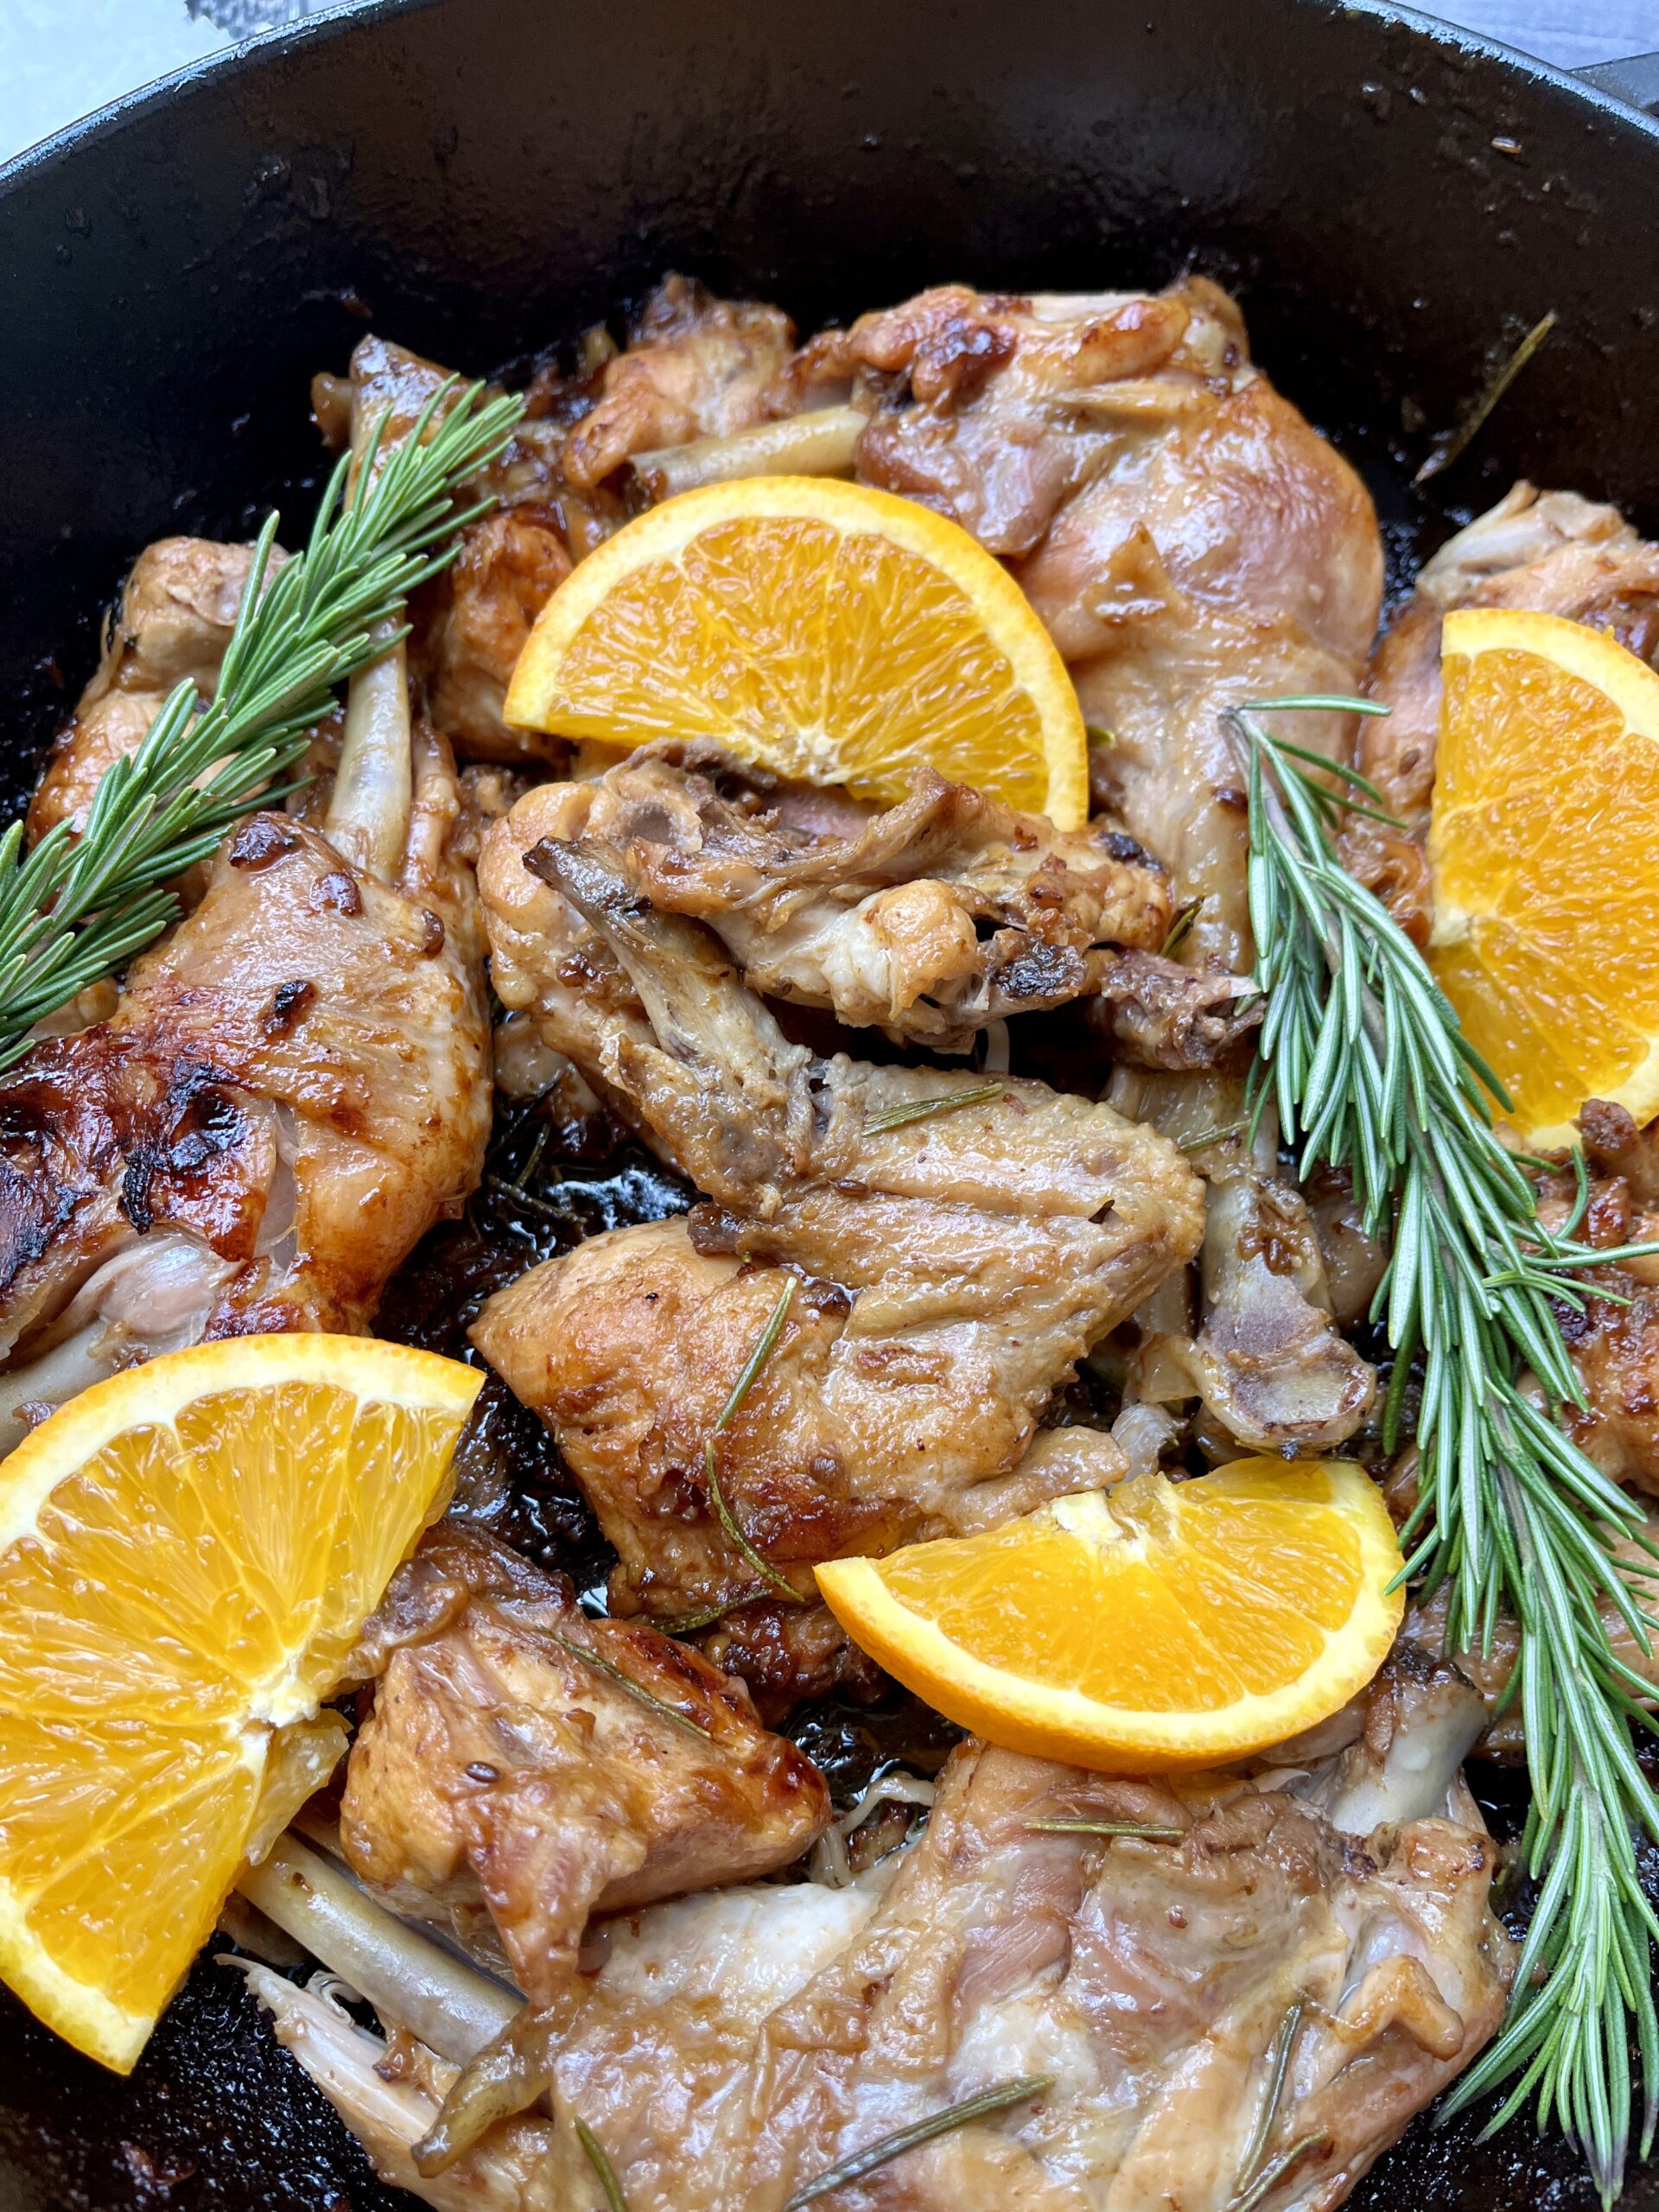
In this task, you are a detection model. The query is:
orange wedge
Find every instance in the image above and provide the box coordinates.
[1429,607,1659,1146]
[504,476,1089,827]
[816,1459,1403,1770]
[0,1334,480,2070]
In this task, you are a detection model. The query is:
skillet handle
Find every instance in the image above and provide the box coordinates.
[1575,50,1659,117]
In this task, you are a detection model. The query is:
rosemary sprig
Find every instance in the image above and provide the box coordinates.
[705,1280,804,1603]
[547,1630,714,1741]
[864,1082,1003,1135]
[0,378,523,1065]
[1239,697,1659,2204]
[575,2118,630,2212]
[782,2075,1053,2209]
[1160,899,1201,959]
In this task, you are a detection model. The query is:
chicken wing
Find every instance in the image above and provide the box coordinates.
[258,1694,1511,2212]
[791,278,1384,973]
[477,741,1172,1050]
[339,1525,830,1999]
[473,803,1202,1641]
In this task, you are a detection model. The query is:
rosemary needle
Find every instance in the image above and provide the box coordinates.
[547,1631,713,1741]
[783,2075,1053,2209]
[704,1280,804,1604]
[1225,2130,1328,2212]
[575,2118,630,2212]
[0,377,524,1066]
[1027,1818,1182,1839]
[1232,1999,1305,2198]
[864,1081,1003,1135]
[1239,698,1659,2204]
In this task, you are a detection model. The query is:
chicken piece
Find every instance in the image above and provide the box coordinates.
[1519,1122,1659,1496]
[339,1525,830,1999]
[0,728,491,1443]
[26,536,281,846]
[416,504,573,761]
[1107,1070,1376,1453]
[561,274,795,492]
[0,363,492,1442]
[1086,947,1262,1071]
[484,741,1172,1050]
[270,1707,1511,2212]
[473,814,1203,1639]
[794,278,1383,973]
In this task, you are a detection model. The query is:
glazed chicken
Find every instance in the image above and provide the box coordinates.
[245,1670,1512,2212]
[471,741,1173,1050]
[473,787,1204,1688]
[0,358,493,1446]
[793,278,1385,975]
[339,1526,830,1999]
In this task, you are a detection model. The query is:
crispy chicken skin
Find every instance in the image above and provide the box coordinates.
[1348,482,1659,941]
[479,741,1172,1050]
[340,1526,830,1999]
[266,1726,1511,2212]
[26,536,281,846]
[473,801,1203,1638]
[0,734,491,1422]
[0,339,493,1439]
[796,278,1384,973]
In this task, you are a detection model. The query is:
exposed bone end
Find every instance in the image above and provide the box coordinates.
[327,634,414,883]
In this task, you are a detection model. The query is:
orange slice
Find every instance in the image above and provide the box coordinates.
[0,1334,480,2070]
[816,1459,1403,1770]
[1429,607,1659,1146]
[503,476,1089,827]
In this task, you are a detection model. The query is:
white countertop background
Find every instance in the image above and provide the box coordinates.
[0,0,1655,169]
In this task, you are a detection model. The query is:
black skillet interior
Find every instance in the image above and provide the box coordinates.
[2,0,1658,2203]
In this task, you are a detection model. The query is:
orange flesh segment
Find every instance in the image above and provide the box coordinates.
[1429,608,1659,1144]
[817,1459,1403,1772]
[504,478,1089,828]
[0,1338,479,2069]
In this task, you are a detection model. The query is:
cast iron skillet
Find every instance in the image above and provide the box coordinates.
[2,1,1659,2204]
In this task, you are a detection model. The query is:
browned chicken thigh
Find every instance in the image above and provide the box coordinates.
[339,1526,830,1999]
[473,785,1203,1684]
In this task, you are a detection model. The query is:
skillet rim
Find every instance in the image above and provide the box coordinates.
[1,0,1657,201]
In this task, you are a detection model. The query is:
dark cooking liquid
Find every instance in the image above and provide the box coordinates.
[0,1101,1649,2211]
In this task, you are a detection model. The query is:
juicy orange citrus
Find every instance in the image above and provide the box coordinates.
[1429,607,1659,1146]
[816,1459,1403,1770]
[0,1334,480,2070]
[503,476,1089,828]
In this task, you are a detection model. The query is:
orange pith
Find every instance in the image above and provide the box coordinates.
[504,477,1090,828]
[0,1334,480,2070]
[816,1458,1404,1771]
[1429,607,1659,1146]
